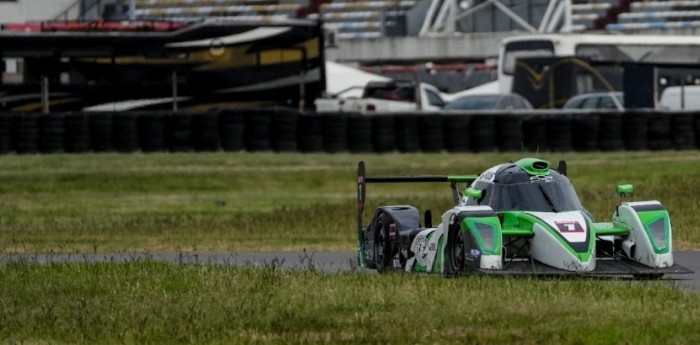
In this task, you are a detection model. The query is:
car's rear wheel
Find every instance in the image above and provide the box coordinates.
[374,212,391,272]
[449,222,466,275]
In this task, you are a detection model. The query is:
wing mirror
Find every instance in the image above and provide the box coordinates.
[616,184,634,197]
[465,188,482,199]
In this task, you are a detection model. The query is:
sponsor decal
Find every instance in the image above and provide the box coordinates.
[554,221,584,233]
[480,171,495,182]
[530,175,555,183]
[467,248,481,261]
[389,223,397,238]
[357,176,365,183]
[414,235,430,266]
[429,243,437,251]
[392,258,401,269]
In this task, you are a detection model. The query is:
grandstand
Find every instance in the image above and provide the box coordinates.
[2,1,700,65]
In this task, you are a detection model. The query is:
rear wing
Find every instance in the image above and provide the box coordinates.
[357,161,478,245]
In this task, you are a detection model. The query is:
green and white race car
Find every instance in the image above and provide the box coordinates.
[356,158,692,278]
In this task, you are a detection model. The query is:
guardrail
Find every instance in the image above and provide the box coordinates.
[0,109,698,154]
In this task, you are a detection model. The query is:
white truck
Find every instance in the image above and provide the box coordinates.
[315,80,446,113]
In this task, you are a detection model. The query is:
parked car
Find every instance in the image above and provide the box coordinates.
[444,93,533,110]
[658,85,700,110]
[562,92,624,111]
[315,80,446,113]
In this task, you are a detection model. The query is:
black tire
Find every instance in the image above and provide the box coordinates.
[113,113,139,153]
[572,113,599,152]
[322,113,348,153]
[270,107,298,152]
[245,109,272,152]
[219,109,245,152]
[598,112,624,152]
[671,112,696,150]
[0,113,13,154]
[622,111,649,151]
[90,112,114,152]
[647,112,672,151]
[418,115,443,152]
[395,114,420,153]
[13,113,40,154]
[192,111,220,152]
[372,115,396,153]
[443,114,471,152]
[469,115,497,152]
[64,112,91,153]
[546,114,573,152]
[496,114,523,152]
[522,114,548,152]
[167,112,193,152]
[346,114,372,153]
[38,113,65,154]
[374,212,392,273]
[137,112,167,152]
[297,112,324,153]
[448,221,465,275]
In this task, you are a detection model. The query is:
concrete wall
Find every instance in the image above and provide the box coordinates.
[0,0,76,23]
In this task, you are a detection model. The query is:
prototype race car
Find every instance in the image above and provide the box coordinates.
[356,158,692,278]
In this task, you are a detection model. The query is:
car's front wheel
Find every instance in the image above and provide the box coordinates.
[373,212,391,272]
[448,221,466,275]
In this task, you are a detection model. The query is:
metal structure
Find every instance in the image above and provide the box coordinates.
[420,0,573,36]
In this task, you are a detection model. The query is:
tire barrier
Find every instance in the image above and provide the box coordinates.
[245,109,272,152]
[571,113,599,152]
[598,112,625,152]
[418,115,443,152]
[219,109,245,152]
[372,115,396,152]
[167,112,192,152]
[90,112,113,152]
[0,114,12,154]
[622,111,649,151]
[112,112,139,153]
[647,112,673,151]
[297,112,323,152]
[192,111,220,152]
[1,109,699,154]
[469,115,497,152]
[270,108,298,152]
[13,113,41,154]
[137,112,167,152]
[394,114,420,153]
[546,114,573,152]
[522,114,548,152]
[443,114,470,152]
[322,113,348,153]
[64,113,91,153]
[671,113,696,150]
[346,114,372,153]
[496,115,523,152]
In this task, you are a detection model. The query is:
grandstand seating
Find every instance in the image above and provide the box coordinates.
[133,0,303,21]
[97,0,700,39]
[607,0,700,31]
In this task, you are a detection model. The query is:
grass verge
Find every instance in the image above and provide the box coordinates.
[0,151,699,252]
[1,261,699,344]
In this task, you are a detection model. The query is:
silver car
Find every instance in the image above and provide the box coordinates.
[562,92,624,111]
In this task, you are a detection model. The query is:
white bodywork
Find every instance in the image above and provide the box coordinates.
[528,211,595,272]
[615,201,673,268]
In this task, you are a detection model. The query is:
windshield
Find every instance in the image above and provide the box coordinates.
[446,95,499,110]
[468,179,583,212]
[503,40,555,75]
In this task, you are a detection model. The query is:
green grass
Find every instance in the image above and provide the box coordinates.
[0,151,699,252]
[1,261,699,344]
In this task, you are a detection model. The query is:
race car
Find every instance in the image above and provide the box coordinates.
[356,158,692,278]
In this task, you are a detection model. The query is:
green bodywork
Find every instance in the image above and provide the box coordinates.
[637,210,671,254]
[515,158,551,176]
[461,216,502,256]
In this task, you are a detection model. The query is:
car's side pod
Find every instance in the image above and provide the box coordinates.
[442,206,503,276]
[614,201,673,268]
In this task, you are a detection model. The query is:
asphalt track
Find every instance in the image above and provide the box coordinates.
[1,250,699,289]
